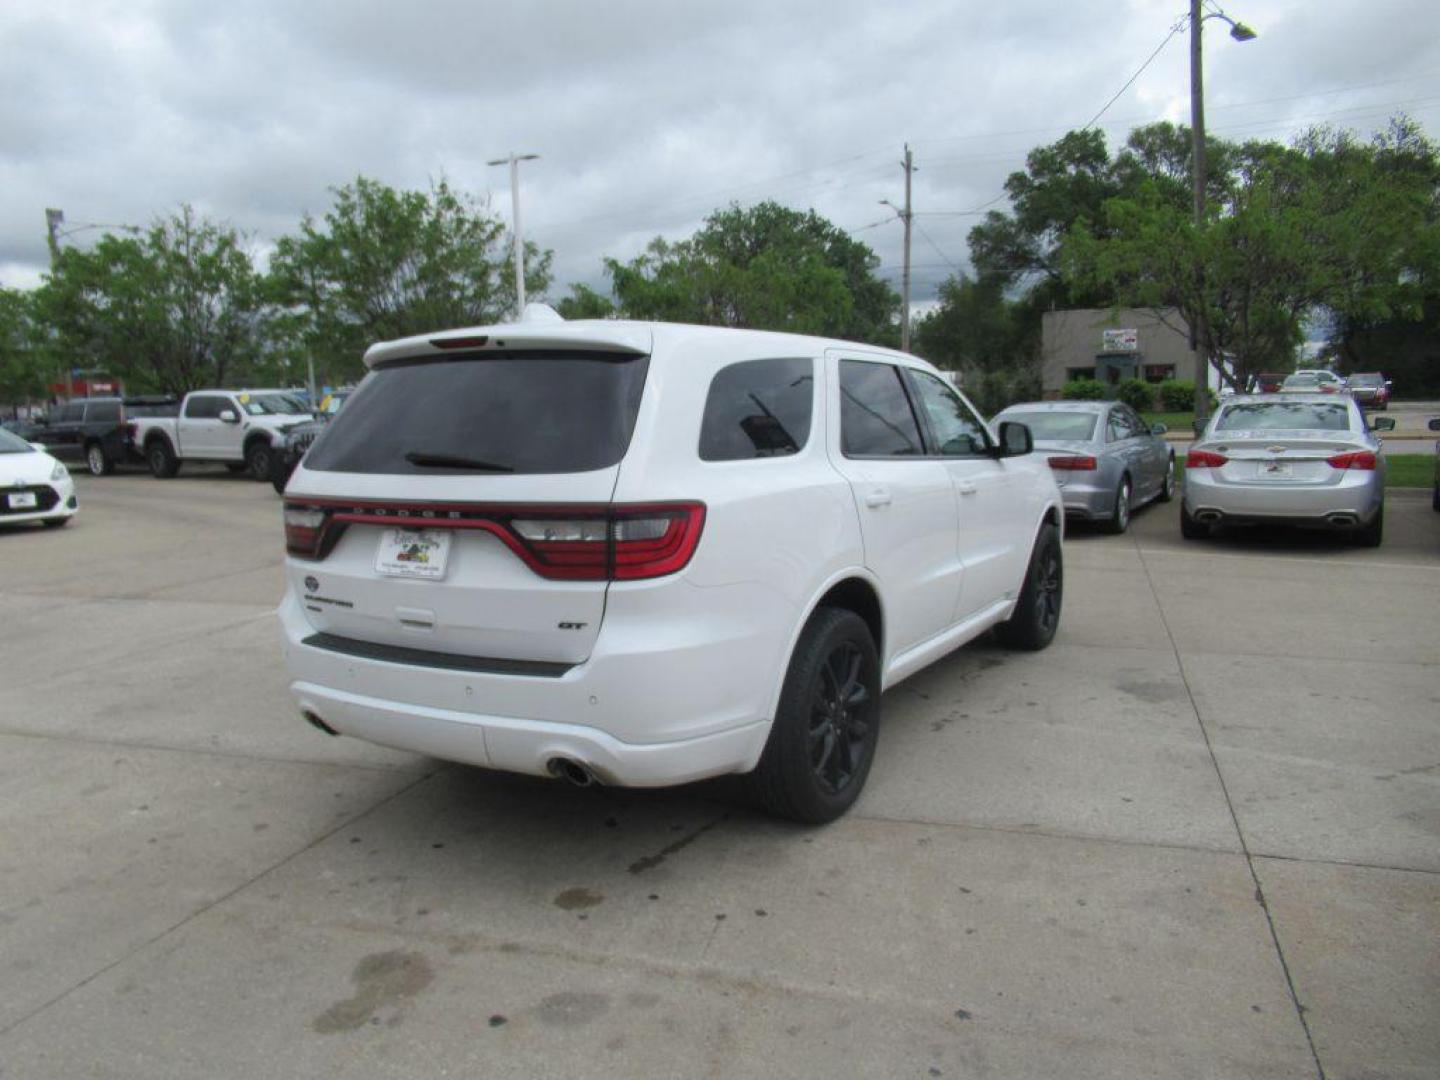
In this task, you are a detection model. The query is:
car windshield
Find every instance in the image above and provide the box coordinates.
[1215,402,1353,432]
[999,411,1098,441]
[0,428,35,454]
[240,393,308,416]
[1347,374,1383,387]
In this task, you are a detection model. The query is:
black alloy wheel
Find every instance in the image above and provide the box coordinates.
[750,607,881,824]
[807,641,873,796]
[148,440,179,478]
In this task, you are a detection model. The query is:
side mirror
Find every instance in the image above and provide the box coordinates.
[1192,418,1210,437]
[1150,422,1168,435]
[996,421,1032,458]
[1428,418,1440,432]
[218,409,239,424]
[1369,416,1396,432]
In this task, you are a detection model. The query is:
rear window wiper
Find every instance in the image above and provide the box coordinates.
[403,451,515,472]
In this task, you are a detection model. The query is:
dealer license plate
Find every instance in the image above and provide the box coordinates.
[375,528,451,580]
[1256,461,1292,479]
[7,491,38,509]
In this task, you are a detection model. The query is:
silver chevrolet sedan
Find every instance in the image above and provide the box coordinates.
[1182,394,1386,546]
[993,400,1175,533]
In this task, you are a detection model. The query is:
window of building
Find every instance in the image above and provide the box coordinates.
[1067,367,1096,382]
[1143,364,1176,384]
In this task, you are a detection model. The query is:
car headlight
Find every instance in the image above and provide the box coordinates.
[50,461,68,481]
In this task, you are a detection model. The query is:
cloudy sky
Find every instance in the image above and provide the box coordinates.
[3,0,1437,311]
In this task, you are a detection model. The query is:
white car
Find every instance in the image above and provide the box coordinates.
[0,429,78,528]
[277,313,1063,822]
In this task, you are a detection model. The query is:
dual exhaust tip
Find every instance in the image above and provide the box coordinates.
[303,710,600,788]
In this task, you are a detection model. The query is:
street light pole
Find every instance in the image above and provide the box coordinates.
[1188,2,1256,421]
[487,152,540,317]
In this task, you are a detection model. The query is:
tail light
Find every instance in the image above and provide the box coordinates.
[283,501,706,581]
[1326,450,1377,470]
[1047,455,1097,471]
[1186,450,1229,468]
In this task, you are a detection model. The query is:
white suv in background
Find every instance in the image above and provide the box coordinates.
[277,313,1064,822]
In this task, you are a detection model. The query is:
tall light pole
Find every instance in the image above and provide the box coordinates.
[1189,2,1256,420]
[487,152,540,317]
[881,144,916,352]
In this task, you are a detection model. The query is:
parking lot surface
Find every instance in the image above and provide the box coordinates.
[2,471,1437,1079]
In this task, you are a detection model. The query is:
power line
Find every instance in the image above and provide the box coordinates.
[1081,16,1189,132]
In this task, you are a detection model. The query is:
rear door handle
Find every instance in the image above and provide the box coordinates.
[957,482,978,496]
[863,489,892,508]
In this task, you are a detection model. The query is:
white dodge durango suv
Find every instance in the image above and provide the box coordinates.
[278,312,1064,821]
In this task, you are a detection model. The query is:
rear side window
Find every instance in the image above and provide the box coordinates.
[699,357,814,461]
[840,360,923,457]
[304,351,650,475]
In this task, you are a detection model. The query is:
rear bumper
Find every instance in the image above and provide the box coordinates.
[1056,480,1113,521]
[277,584,786,787]
[1183,468,1382,528]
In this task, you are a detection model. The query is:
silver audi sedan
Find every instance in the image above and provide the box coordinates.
[1182,394,1386,546]
[993,400,1175,533]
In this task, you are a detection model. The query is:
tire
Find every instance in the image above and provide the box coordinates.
[994,522,1062,651]
[1353,505,1383,548]
[41,516,70,529]
[1104,476,1132,534]
[1156,456,1176,503]
[85,442,113,476]
[245,440,274,481]
[147,439,179,479]
[749,608,881,824]
[270,457,295,495]
[1180,502,1209,540]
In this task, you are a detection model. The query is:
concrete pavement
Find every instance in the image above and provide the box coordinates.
[1,471,1436,1078]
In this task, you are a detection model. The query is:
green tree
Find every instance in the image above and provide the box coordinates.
[0,287,50,413]
[554,282,616,320]
[597,202,899,344]
[39,206,269,395]
[267,177,552,382]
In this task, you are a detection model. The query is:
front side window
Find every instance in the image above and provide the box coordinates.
[54,404,84,423]
[907,370,989,457]
[699,357,813,461]
[304,351,650,475]
[840,360,923,457]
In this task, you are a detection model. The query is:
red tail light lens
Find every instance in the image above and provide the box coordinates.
[282,501,706,581]
[1047,455,1097,471]
[1326,450,1377,470]
[284,506,331,558]
[1186,450,1229,468]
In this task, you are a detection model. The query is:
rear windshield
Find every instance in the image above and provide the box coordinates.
[1215,402,1353,432]
[1347,374,1383,386]
[304,351,650,475]
[999,411,1097,442]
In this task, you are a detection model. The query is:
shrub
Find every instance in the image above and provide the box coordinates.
[1116,378,1154,411]
[1060,378,1107,401]
[1157,379,1196,412]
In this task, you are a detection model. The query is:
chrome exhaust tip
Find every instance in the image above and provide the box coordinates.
[1195,509,1222,524]
[547,757,598,788]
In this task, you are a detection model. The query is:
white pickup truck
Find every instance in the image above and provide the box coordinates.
[131,389,314,479]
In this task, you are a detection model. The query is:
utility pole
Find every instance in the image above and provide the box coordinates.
[881,146,916,352]
[486,152,540,317]
[1189,0,1209,422]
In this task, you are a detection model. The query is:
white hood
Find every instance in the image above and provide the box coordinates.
[0,449,61,486]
